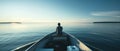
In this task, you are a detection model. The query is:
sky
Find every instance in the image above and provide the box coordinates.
[0,0,120,22]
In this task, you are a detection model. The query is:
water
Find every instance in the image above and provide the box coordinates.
[0,22,120,51]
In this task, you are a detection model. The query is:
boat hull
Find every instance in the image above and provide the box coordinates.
[13,32,92,51]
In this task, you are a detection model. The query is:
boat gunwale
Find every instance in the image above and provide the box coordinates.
[25,32,56,51]
[13,32,92,51]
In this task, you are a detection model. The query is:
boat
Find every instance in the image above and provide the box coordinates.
[13,23,93,51]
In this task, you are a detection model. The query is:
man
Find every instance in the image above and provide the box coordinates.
[56,23,63,36]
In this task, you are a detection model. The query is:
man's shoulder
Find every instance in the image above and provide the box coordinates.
[57,26,63,28]
[60,26,63,28]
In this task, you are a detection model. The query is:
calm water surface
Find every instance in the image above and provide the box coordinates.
[0,23,120,51]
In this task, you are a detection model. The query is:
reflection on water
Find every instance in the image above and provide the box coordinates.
[11,23,27,29]
[0,22,120,51]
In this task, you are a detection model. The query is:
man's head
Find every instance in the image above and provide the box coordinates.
[58,23,61,26]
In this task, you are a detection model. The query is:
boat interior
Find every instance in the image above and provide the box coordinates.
[26,32,80,51]
[44,33,71,51]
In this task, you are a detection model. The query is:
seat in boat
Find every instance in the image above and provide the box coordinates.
[44,34,71,51]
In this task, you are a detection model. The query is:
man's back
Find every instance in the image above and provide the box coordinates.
[56,23,63,35]
[57,26,63,34]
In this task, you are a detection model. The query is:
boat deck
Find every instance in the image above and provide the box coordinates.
[14,32,92,51]
[26,32,81,51]
[44,34,71,51]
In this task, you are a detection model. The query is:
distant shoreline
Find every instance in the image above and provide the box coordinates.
[0,22,21,24]
[93,22,120,23]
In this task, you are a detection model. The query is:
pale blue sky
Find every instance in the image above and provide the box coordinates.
[0,0,120,22]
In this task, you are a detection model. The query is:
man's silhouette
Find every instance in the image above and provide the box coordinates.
[56,23,63,36]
